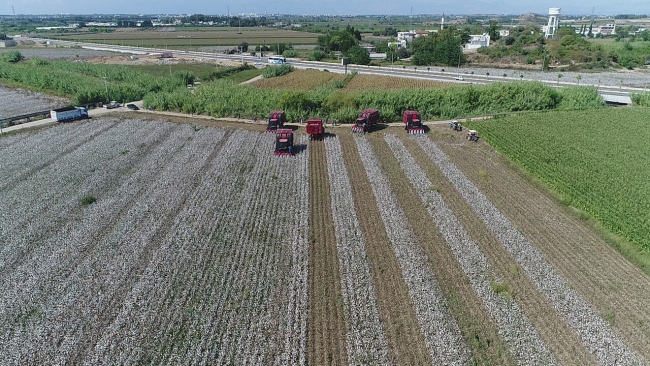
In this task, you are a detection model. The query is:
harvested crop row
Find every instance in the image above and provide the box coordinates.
[355,135,470,365]
[415,136,642,365]
[323,136,389,365]
[307,138,348,366]
[338,132,430,364]
[385,134,556,365]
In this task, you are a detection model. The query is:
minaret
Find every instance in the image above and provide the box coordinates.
[441,13,445,30]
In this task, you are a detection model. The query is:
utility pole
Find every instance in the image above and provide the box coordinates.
[102,77,108,103]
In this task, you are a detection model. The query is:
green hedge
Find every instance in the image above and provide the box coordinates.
[143,80,605,122]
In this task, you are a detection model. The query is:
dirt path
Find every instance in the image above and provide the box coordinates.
[338,132,431,365]
[369,134,516,365]
[432,126,650,363]
[401,133,598,365]
[307,139,348,366]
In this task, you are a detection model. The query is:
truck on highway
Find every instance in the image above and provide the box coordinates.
[50,106,88,122]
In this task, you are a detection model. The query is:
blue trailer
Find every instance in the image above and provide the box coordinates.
[50,106,88,122]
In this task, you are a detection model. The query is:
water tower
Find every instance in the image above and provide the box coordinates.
[545,8,560,38]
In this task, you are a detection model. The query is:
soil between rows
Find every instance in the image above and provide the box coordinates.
[431,125,650,363]
[399,133,598,365]
[338,132,432,365]
[368,134,516,365]
[307,139,348,366]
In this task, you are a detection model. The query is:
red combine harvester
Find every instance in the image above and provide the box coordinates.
[266,110,286,132]
[274,129,294,156]
[305,118,325,140]
[403,110,425,134]
[351,109,380,133]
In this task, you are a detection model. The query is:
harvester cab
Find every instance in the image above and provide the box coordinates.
[352,109,380,133]
[267,110,286,133]
[274,129,294,156]
[467,130,479,142]
[403,110,425,134]
[305,118,325,140]
[450,120,463,131]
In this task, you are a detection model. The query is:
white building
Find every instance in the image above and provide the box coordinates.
[465,34,490,49]
[499,29,510,37]
[397,31,417,43]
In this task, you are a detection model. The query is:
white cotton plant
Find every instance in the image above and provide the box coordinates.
[414,135,642,366]
[386,134,556,365]
[324,136,390,365]
[355,135,471,366]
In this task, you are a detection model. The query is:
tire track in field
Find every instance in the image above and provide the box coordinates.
[307,139,349,366]
[434,134,650,363]
[369,135,516,366]
[415,134,642,365]
[339,132,432,365]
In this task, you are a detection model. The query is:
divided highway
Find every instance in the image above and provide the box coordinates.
[15,37,643,103]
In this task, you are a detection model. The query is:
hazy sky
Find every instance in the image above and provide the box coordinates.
[2,0,648,16]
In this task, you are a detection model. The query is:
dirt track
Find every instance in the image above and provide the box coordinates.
[307,139,348,366]
[339,133,432,365]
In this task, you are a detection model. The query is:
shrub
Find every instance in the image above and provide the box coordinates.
[261,64,294,78]
[282,49,298,58]
[80,195,96,205]
[308,50,326,61]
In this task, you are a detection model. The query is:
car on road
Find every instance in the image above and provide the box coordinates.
[454,75,465,81]
[126,104,139,111]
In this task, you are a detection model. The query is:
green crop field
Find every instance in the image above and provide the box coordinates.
[466,108,650,256]
[51,28,320,48]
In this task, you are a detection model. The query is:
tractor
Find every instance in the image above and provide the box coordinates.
[450,120,463,131]
[274,129,294,156]
[305,118,325,140]
[467,130,479,142]
[266,110,286,132]
[351,109,380,133]
[403,110,425,134]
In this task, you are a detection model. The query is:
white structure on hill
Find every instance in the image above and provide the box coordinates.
[544,7,560,38]
[465,34,490,49]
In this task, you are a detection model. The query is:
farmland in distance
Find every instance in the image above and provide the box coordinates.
[1,114,650,365]
[50,28,320,48]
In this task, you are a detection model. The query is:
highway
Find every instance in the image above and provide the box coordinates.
[16,37,645,103]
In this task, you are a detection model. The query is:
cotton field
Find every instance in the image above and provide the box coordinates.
[1,117,649,365]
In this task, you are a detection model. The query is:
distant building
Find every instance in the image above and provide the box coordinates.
[595,23,616,36]
[465,34,490,49]
[499,29,510,37]
[388,40,407,49]
[397,31,416,43]
[0,40,16,47]
[86,22,117,27]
